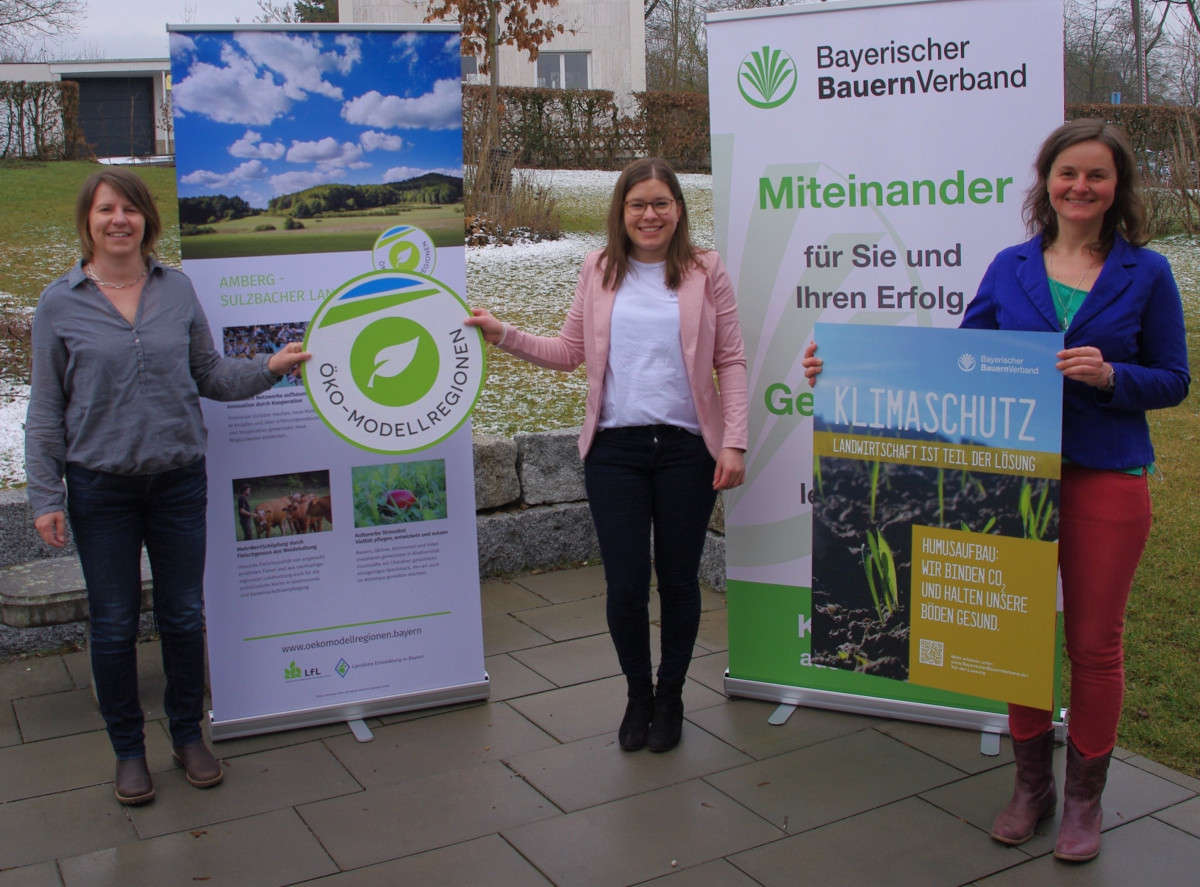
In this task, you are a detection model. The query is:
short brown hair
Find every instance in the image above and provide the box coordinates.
[1022,118,1147,250]
[74,167,162,262]
[600,157,698,291]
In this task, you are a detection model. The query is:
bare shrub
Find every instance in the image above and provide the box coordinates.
[464,112,562,246]
[1170,115,1200,237]
[0,315,32,387]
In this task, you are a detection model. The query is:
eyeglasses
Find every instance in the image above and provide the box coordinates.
[624,198,675,215]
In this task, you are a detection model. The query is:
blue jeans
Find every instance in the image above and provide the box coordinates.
[66,457,209,759]
[584,426,717,685]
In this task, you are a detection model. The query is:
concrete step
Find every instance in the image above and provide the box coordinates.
[0,552,153,628]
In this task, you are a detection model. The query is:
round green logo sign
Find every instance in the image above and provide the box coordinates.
[373,225,437,275]
[738,45,797,109]
[304,270,485,454]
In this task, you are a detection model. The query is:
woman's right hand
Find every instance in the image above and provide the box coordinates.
[464,308,505,345]
[34,511,67,548]
[802,341,822,387]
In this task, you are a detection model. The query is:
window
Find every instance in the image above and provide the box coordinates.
[461,55,478,82]
[537,53,589,89]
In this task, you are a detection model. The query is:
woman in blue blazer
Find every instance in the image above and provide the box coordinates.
[964,120,1188,862]
[805,119,1189,863]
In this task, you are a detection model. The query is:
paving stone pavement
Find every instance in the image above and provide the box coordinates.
[1,564,1198,886]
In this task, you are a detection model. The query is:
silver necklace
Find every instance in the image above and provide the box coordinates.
[1046,249,1097,293]
[85,263,148,289]
[1046,250,1097,331]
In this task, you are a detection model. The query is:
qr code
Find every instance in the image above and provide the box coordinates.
[919,639,944,667]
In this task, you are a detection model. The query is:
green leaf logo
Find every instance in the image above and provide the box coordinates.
[285,661,301,680]
[350,317,439,408]
[738,46,797,109]
[367,339,420,388]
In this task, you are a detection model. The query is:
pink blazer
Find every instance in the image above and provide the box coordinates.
[499,249,749,459]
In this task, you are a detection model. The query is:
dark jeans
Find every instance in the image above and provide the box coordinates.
[584,426,717,685]
[66,457,209,759]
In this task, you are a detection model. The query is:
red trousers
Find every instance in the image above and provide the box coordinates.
[1008,464,1152,758]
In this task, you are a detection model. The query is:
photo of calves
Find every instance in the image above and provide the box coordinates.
[233,470,332,542]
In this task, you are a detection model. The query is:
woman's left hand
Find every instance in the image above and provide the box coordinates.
[713,447,745,491]
[268,342,312,377]
[1057,346,1112,389]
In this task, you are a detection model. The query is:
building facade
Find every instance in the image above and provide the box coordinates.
[0,60,172,158]
[343,0,647,109]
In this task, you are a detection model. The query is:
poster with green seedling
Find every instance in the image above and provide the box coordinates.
[811,323,1063,710]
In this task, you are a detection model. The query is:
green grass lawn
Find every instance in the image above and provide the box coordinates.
[182,205,466,259]
[2,158,1197,777]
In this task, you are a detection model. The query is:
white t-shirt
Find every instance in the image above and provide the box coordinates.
[598,259,701,434]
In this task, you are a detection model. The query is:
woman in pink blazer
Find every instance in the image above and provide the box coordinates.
[467,158,748,752]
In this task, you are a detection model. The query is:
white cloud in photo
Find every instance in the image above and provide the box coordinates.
[230,130,286,160]
[382,165,462,183]
[172,48,294,126]
[234,32,359,101]
[180,159,270,190]
[393,32,422,70]
[173,32,363,126]
[359,130,406,152]
[333,35,364,73]
[286,137,363,168]
[442,35,460,57]
[170,33,197,57]
[341,79,462,131]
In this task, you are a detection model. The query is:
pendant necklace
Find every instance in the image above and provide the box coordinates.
[1046,250,1095,331]
[84,263,148,289]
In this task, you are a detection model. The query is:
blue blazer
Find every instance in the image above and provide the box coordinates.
[962,234,1190,469]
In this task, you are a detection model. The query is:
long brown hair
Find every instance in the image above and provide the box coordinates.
[1021,118,1148,251]
[600,157,698,290]
[74,167,162,263]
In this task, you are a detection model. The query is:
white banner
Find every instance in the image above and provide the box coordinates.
[707,0,1064,724]
[169,25,487,739]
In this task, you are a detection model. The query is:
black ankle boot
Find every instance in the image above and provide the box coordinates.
[618,676,655,751]
[647,680,685,752]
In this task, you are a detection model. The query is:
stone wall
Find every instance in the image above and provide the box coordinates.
[1,428,729,588]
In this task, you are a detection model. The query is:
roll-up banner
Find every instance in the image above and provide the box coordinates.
[706,0,1066,731]
[168,24,487,739]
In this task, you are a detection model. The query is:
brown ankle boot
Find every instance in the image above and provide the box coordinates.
[990,729,1057,845]
[1054,739,1110,862]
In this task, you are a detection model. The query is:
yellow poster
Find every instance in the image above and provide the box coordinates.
[908,526,1058,709]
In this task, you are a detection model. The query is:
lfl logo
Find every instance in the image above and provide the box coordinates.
[284,660,321,680]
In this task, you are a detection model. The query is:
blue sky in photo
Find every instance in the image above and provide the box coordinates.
[812,323,1064,450]
[169,28,462,209]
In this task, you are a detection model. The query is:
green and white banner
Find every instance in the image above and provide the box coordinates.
[706,0,1064,729]
[169,24,487,739]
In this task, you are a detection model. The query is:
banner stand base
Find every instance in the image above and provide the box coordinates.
[209,675,490,741]
[725,671,1070,740]
[980,730,1001,756]
[767,704,797,726]
[348,719,374,743]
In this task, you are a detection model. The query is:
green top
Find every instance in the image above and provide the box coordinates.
[1048,276,1088,330]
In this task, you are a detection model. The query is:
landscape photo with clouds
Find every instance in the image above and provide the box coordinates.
[169,28,464,259]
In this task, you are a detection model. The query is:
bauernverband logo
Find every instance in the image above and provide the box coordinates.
[739,45,797,109]
[305,270,485,454]
[958,353,977,372]
[373,225,436,275]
